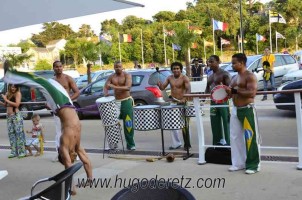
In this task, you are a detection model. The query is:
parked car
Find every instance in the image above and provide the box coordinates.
[74,69,171,119]
[293,50,302,69]
[76,70,114,89]
[273,79,302,111]
[33,70,54,79]
[219,62,231,69]
[0,79,47,120]
[281,69,302,84]
[224,54,299,90]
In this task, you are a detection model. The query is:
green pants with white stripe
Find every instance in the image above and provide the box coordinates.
[230,105,260,171]
[210,101,230,145]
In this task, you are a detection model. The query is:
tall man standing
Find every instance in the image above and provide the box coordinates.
[261,47,275,101]
[104,61,136,150]
[191,58,204,81]
[205,55,231,145]
[53,61,80,161]
[157,62,191,150]
[226,53,261,174]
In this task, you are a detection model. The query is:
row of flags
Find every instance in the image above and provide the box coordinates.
[99,11,286,54]
[99,33,132,43]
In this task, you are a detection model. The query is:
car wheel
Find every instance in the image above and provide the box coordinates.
[19,105,33,120]
[134,100,147,106]
[74,103,84,120]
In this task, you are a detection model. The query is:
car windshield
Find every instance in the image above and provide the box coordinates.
[33,71,54,79]
[148,70,171,85]
[76,72,97,83]
[224,55,261,71]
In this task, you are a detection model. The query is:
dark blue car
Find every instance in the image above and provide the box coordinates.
[273,79,302,111]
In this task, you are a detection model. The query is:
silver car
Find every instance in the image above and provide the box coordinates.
[76,70,114,89]
[224,54,299,90]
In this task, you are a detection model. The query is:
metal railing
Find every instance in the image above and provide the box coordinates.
[184,89,302,170]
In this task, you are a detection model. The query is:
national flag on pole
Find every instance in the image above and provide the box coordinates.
[276,31,286,39]
[213,19,228,31]
[204,40,213,47]
[221,38,230,45]
[191,43,198,49]
[172,43,181,51]
[164,29,175,36]
[99,33,112,45]
[119,34,132,43]
[189,26,202,35]
[269,11,286,24]
[99,33,112,42]
[256,33,266,42]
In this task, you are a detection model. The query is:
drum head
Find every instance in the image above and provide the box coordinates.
[134,105,160,109]
[96,96,115,103]
[211,85,229,104]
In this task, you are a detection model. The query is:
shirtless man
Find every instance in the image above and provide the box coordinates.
[157,62,191,150]
[205,55,231,145]
[104,61,135,150]
[3,68,92,181]
[52,61,80,161]
[226,53,260,174]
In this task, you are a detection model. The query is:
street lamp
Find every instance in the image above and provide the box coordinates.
[239,0,244,54]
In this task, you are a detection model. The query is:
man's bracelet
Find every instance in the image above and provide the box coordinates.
[231,88,238,94]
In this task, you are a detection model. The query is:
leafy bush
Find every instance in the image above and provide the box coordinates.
[34,59,52,70]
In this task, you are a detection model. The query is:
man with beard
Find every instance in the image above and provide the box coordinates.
[104,61,136,150]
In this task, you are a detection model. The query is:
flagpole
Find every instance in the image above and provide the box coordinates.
[163,25,167,67]
[269,10,273,53]
[296,36,298,51]
[203,38,206,61]
[239,0,244,54]
[172,44,175,62]
[140,29,144,68]
[212,19,215,55]
[118,32,121,62]
[238,35,241,53]
[187,23,191,65]
[220,37,222,56]
[256,34,259,54]
[276,31,278,53]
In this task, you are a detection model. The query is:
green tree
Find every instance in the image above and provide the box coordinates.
[17,40,36,53]
[4,53,33,67]
[34,59,52,70]
[78,24,96,38]
[65,38,82,66]
[153,11,176,22]
[31,22,76,47]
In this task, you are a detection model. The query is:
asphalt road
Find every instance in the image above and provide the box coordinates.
[0,97,299,157]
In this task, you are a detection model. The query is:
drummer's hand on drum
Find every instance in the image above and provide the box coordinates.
[225,86,232,97]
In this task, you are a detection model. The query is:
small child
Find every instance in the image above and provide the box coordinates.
[25,114,45,157]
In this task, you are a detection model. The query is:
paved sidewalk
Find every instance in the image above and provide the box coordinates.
[0,150,301,200]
